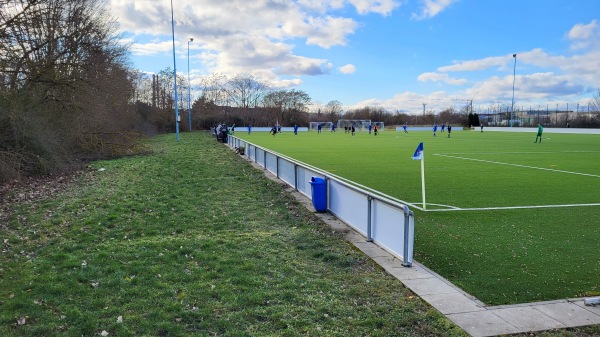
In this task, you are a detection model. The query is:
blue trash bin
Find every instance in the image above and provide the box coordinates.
[309,177,327,212]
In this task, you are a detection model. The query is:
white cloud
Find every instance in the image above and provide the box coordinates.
[295,0,398,15]
[568,20,600,50]
[437,55,508,72]
[418,72,467,85]
[128,40,174,56]
[281,15,358,48]
[411,0,457,20]
[108,0,364,87]
[339,64,356,74]
[568,20,597,40]
[349,0,399,15]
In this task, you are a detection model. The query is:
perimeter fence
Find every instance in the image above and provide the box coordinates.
[228,135,415,266]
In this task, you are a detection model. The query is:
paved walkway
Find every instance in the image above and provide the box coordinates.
[248,157,600,336]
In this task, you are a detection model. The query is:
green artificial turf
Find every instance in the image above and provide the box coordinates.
[237,129,600,305]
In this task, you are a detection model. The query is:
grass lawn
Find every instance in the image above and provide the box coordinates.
[236,129,600,305]
[1,132,468,336]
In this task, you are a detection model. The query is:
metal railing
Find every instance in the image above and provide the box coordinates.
[228,136,414,266]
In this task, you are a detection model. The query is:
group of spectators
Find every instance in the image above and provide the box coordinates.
[213,123,234,142]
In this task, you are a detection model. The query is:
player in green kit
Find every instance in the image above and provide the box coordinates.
[534,124,543,143]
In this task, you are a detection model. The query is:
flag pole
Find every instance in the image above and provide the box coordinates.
[421,152,426,210]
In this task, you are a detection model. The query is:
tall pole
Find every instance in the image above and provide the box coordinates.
[187,38,193,132]
[170,0,179,141]
[510,54,517,127]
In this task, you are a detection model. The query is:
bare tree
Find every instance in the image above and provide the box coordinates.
[225,73,267,109]
[325,100,343,122]
[262,89,311,125]
[0,0,135,182]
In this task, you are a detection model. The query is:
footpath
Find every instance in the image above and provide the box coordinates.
[247,157,600,337]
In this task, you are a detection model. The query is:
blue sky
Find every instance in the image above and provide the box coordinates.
[110,0,600,114]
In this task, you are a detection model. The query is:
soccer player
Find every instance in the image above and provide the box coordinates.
[534,124,543,143]
[293,124,298,135]
[441,122,445,132]
[433,123,438,137]
[403,124,408,133]
[447,124,452,138]
[317,124,322,134]
[373,124,378,136]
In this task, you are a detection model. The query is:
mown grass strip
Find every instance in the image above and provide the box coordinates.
[1,132,468,336]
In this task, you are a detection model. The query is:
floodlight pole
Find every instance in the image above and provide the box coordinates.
[187,38,193,131]
[510,53,517,128]
[170,0,179,141]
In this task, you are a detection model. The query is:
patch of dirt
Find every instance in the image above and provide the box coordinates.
[0,170,92,228]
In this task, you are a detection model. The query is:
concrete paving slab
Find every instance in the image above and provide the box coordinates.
[401,276,458,296]
[573,299,600,315]
[447,310,520,337]
[352,241,389,257]
[421,292,485,314]
[344,232,367,243]
[491,306,565,332]
[385,265,437,281]
[532,302,600,327]
[371,255,405,270]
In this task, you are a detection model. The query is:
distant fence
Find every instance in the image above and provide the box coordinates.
[228,135,414,266]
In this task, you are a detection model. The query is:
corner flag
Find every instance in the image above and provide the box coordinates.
[411,142,424,160]
[411,142,426,210]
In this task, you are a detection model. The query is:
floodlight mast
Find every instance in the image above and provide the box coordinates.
[170,0,179,141]
[510,53,517,128]
[187,38,193,131]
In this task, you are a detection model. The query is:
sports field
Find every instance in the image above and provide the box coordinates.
[235,128,600,305]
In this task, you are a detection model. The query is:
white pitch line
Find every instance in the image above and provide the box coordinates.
[434,154,600,178]
[440,151,600,155]
[424,203,600,212]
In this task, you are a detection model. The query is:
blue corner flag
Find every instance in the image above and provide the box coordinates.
[412,142,424,160]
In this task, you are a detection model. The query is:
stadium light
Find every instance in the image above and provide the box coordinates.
[187,37,193,132]
[170,0,180,141]
[510,53,517,128]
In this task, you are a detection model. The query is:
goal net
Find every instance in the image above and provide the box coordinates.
[338,119,369,131]
[309,122,333,131]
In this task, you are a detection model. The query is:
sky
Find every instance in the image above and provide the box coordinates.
[109,0,600,115]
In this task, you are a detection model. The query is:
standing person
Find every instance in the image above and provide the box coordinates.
[403,123,408,133]
[220,124,228,142]
[441,122,446,133]
[317,124,322,134]
[368,124,372,134]
[480,124,484,133]
[270,124,277,136]
[331,123,335,132]
[433,123,438,137]
[373,124,378,136]
[293,124,298,135]
[351,125,355,136]
[447,124,452,138]
[247,124,252,135]
[231,124,235,135]
[534,124,544,143]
